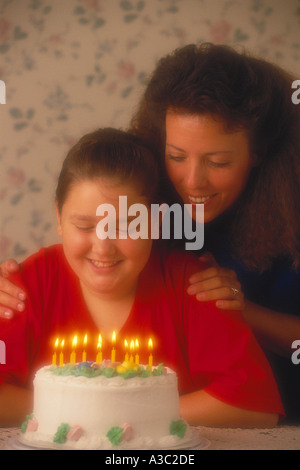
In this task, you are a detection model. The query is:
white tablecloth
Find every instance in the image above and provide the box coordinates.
[1,425,300,450]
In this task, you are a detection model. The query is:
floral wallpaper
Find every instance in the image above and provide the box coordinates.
[0,0,300,261]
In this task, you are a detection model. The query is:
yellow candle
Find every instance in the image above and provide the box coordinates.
[135,339,139,365]
[124,339,129,362]
[70,335,77,364]
[82,334,87,362]
[148,338,153,370]
[129,339,135,363]
[59,339,64,367]
[52,338,59,366]
[111,331,116,363]
[96,334,102,364]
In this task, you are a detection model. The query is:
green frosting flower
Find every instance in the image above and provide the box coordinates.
[170,420,187,439]
[120,368,138,379]
[49,362,165,379]
[152,363,164,376]
[53,423,71,443]
[20,413,34,434]
[106,426,123,446]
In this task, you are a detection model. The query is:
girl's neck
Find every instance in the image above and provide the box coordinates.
[79,281,137,338]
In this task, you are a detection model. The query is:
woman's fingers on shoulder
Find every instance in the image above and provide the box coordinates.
[0,259,20,277]
[214,298,245,312]
[0,296,26,318]
[188,266,238,291]
[0,276,26,319]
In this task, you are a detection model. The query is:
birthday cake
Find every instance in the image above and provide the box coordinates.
[20,361,198,450]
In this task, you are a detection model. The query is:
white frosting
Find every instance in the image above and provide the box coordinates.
[23,365,187,450]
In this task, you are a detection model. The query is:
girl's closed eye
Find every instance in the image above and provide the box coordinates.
[75,225,95,232]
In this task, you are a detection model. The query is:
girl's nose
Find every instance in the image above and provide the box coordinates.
[94,228,117,255]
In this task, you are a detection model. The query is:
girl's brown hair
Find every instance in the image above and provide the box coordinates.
[130,43,300,271]
[56,128,159,214]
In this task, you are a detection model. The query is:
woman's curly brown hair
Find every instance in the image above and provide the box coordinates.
[130,43,300,272]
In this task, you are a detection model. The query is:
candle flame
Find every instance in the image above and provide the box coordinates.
[83,334,87,347]
[72,335,78,349]
[54,338,59,349]
[148,338,153,351]
[124,339,128,349]
[135,338,139,349]
[60,339,65,349]
[112,331,116,345]
[130,339,135,352]
[97,334,102,349]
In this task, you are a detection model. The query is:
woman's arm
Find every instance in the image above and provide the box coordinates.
[243,300,300,358]
[0,383,33,426]
[180,389,279,428]
[188,253,300,358]
[0,259,25,319]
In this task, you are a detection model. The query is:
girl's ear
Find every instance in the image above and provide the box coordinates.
[56,202,62,237]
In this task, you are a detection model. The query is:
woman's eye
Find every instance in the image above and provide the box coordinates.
[208,160,230,168]
[166,153,185,162]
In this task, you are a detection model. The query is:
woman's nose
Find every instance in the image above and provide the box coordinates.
[185,161,208,190]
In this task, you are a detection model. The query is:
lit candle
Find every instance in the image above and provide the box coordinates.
[111,331,116,363]
[70,335,77,364]
[148,338,153,370]
[82,334,87,362]
[135,339,139,365]
[129,340,135,363]
[96,334,102,364]
[52,338,59,366]
[124,339,129,362]
[59,339,65,367]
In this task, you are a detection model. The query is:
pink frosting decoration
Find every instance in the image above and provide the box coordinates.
[67,425,84,441]
[101,359,111,367]
[26,417,38,432]
[121,423,133,441]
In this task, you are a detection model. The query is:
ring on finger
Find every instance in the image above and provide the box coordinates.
[231,287,240,296]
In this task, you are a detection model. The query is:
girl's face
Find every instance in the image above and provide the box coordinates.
[165,111,257,223]
[56,178,153,300]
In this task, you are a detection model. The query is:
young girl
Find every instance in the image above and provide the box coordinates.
[0,128,283,427]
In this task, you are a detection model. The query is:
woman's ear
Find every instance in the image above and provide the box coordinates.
[56,202,62,237]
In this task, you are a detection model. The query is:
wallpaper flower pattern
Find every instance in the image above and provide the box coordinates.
[0,0,300,261]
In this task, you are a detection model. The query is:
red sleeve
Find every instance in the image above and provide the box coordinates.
[166,250,285,417]
[0,247,58,389]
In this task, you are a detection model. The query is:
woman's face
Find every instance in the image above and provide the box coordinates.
[165,111,256,223]
[56,178,153,300]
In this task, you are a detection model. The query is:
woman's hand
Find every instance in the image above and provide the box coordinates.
[187,252,245,311]
[0,259,25,319]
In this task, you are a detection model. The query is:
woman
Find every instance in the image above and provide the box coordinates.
[1,43,300,421]
[129,43,300,422]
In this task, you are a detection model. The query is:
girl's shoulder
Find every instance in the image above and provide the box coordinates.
[8,244,67,287]
[151,243,206,285]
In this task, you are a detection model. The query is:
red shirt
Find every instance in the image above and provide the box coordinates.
[0,244,284,416]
